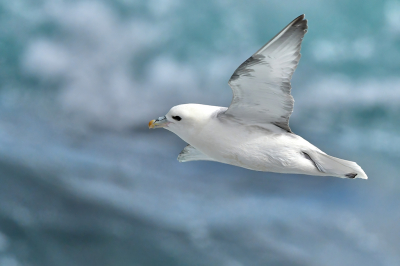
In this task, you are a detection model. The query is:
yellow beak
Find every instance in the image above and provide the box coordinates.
[148,116,169,129]
[148,120,156,129]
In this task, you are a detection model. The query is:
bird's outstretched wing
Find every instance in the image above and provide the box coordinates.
[221,15,308,132]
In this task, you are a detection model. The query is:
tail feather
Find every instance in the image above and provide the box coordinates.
[305,150,368,179]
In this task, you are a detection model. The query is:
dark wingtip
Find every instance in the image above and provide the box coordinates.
[292,14,308,31]
[345,173,358,179]
[294,14,305,22]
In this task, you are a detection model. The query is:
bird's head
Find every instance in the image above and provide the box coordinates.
[149,104,220,139]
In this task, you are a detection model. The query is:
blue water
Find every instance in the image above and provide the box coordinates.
[0,0,400,265]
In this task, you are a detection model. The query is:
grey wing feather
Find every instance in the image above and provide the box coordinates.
[177,145,216,162]
[222,15,308,132]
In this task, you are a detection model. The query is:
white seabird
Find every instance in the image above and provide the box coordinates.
[149,15,367,179]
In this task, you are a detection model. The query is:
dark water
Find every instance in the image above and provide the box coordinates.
[1,0,400,265]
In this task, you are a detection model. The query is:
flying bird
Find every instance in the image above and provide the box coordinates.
[149,15,367,179]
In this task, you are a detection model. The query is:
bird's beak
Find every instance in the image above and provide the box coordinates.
[149,116,169,129]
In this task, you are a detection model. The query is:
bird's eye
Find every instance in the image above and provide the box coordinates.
[172,116,182,121]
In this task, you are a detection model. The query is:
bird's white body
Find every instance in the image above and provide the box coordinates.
[149,15,368,179]
[171,105,323,175]
[163,104,368,179]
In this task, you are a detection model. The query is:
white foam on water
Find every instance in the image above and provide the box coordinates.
[23,40,71,78]
[296,75,400,108]
[385,1,400,34]
[312,37,375,62]
[21,1,175,129]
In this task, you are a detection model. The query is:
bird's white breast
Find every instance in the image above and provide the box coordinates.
[184,117,322,175]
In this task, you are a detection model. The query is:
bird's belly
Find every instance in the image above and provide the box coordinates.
[193,130,321,175]
[217,143,299,173]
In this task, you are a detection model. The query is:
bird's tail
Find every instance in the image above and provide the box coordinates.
[305,150,368,179]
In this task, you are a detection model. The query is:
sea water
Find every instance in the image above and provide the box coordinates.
[0,0,399,265]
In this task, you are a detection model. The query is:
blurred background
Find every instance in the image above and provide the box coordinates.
[0,0,399,265]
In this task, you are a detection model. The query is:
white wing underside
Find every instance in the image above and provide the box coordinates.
[220,15,308,132]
